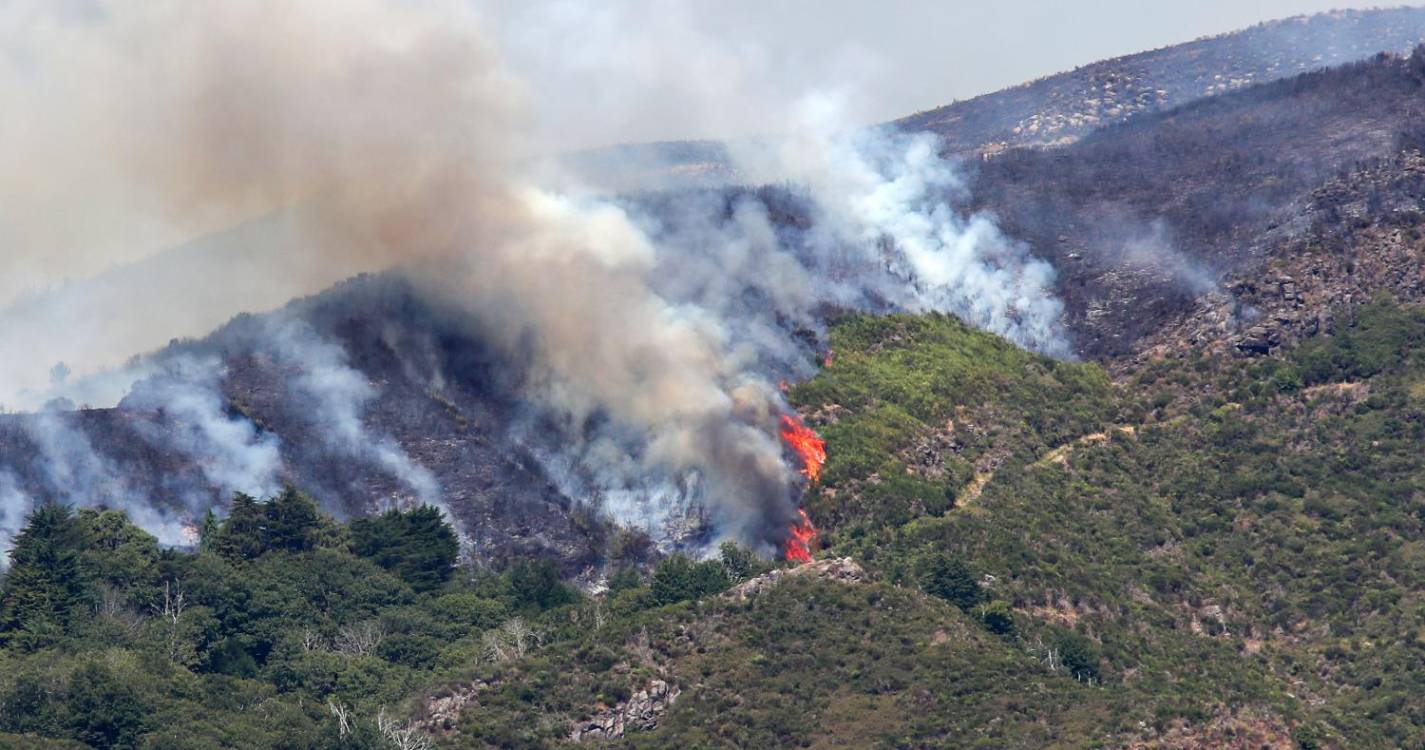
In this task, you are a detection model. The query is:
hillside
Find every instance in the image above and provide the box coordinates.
[899,7,1425,154]
[0,274,610,572]
[569,7,1425,189]
[968,45,1425,358]
[11,303,1425,747]
[9,11,1425,750]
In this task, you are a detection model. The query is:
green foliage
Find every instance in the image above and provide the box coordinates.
[606,567,643,595]
[15,302,1425,747]
[212,488,326,562]
[0,505,91,645]
[1053,630,1101,683]
[64,662,149,750]
[507,559,578,611]
[915,552,982,610]
[978,600,1016,636]
[649,555,732,606]
[349,505,459,592]
[0,493,508,750]
[1294,297,1425,384]
[718,542,768,583]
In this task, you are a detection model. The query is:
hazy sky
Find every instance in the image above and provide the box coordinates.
[482,0,1392,149]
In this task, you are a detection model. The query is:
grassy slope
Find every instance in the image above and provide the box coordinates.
[9,304,1425,748]
[787,304,1425,747]
[455,303,1425,748]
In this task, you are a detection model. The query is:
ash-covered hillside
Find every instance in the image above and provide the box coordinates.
[10,45,1425,576]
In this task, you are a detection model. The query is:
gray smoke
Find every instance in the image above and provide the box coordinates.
[0,0,1074,559]
[23,409,193,548]
[0,471,32,564]
[263,316,443,512]
[122,357,283,501]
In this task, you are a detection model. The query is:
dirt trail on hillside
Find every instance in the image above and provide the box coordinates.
[957,425,1138,506]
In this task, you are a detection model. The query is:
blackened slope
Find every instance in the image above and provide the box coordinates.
[0,274,605,571]
[194,274,606,571]
[897,7,1425,154]
[969,49,1425,358]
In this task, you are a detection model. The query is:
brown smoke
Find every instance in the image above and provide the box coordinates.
[0,0,799,551]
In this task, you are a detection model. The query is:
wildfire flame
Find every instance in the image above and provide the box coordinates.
[779,413,826,564]
[783,508,818,564]
[779,414,826,483]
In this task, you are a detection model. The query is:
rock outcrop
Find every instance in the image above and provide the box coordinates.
[723,556,867,601]
[569,679,681,742]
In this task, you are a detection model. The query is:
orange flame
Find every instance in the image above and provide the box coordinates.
[783,508,818,564]
[779,414,826,483]
[822,349,834,368]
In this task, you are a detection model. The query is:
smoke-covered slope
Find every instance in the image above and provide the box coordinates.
[969,45,1425,358]
[0,274,608,571]
[571,7,1425,189]
[898,6,1425,154]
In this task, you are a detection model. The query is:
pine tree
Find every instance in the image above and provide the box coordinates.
[350,505,458,592]
[263,487,321,553]
[212,493,267,562]
[0,504,92,643]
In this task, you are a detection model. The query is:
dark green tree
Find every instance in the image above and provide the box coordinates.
[978,600,1016,636]
[506,559,577,611]
[262,487,322,553]
[916,552,982,611]
[606,567,643,595]
[649,555,730,606]
[1054,631,1101,682]
[0,504,92,643]
[212,493,267,562]
[64,662,149,750]
[350,506,458,592]
[76,509,160,597]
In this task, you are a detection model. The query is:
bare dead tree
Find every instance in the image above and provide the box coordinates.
[627,626,657,670]
[327,699,353,739]
[481,630,511,664]
[500,617,539,658]
[377,707,435,750]
[480,617,543,664]
[96,585,145,636]
[590,599,607,631]
[151,580,187,662]
[302,627,327,653]
[334,620,386,657]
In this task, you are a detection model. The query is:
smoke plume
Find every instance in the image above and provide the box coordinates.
[0,0,1070,559]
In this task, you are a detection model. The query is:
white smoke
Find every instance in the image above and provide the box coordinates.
[122,357,283,500]
[23,409,192,548]
[730,97,1071,357]
[263,317,443,512]
[0,471,33,565]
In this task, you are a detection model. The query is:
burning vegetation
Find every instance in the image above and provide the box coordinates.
[779,414,826,563]
[782,508,819,564]
[779,414,826,483]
